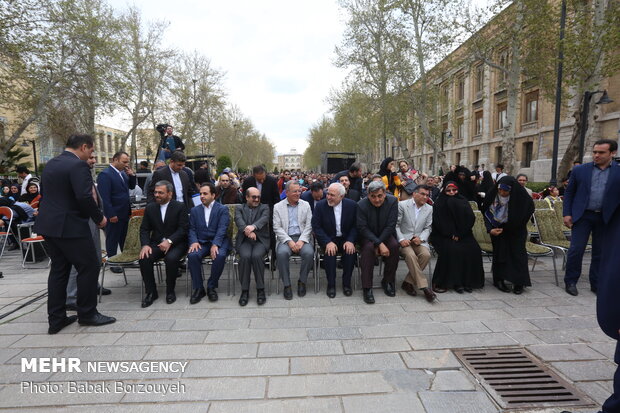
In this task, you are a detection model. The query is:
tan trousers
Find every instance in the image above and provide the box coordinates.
[400,244,431,289]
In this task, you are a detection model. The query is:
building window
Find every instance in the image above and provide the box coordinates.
[473,149,480,167]
[456,75,465,102]
[455,152,461,166]
[523,142,533,167]
[496,102,507,130]
[524,90,539,123]
[474,64,484,94]
[429,156,434,172]
[495,146,503,164]
[474,110,483,136]
[441,84,449,114]
[456,117,464,141]
[497,50,508,87]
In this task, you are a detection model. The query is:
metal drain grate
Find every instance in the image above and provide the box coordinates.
[454,348,594,409]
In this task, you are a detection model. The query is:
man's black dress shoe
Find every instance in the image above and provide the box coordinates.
[98,286,112,295]
[78,313,116,326]
[166,292,176,304]
[343,286,353,296]
[401,281,417,296]
[283,286,293,300]
[48,315,78,334]
[110,267,123,274]
[190,288,206,304]
[326,286,336,298]
[363,288,375,304]
[494,280,511,293]
[207,288,218,302]
[381,280,395,297]
[257,289,266,305]
[565,283,578,296]
[239,290,249,306]
[141,292,158,308]
[513,285,524,295]
[297,281,306,297]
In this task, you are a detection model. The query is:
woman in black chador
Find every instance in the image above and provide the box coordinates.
[481,176,534,294]
[430,182,485,293]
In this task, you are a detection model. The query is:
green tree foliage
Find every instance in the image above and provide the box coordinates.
[0,144,31,174]
[216,155,232,175]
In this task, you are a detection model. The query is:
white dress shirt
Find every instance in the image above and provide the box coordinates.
[203,202,213,227]
[334,201,342,237]
[169,166,184,203]
[160,201,169,222]
[20,173,32,195]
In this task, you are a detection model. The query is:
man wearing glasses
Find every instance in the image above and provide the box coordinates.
[235,187,270,306]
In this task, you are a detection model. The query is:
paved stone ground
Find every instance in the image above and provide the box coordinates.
[0,247,614,412]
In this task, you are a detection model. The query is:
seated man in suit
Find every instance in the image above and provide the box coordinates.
[301,181,325,212]
[138,180,188,307]
[396,185,436,302]
[235,187,270,306]
[273,180,314,300]
[357,180,399,304]
[312,183,357,298]
[187,182,230,304]
[339,175,361,202]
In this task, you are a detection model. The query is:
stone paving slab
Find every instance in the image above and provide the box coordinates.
[0,251,616,412]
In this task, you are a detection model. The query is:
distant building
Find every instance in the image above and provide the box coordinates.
[277,149,303,171]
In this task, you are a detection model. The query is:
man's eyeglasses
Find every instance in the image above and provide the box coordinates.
[250,195,261,199]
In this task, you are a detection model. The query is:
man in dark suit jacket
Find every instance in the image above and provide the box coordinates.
[338,175,361,202]
[147,150,194,209]
[241,165,280,208]
[301,181,325,212]
[563,139,620,296]
[34,134,115,334]
[312,183,358,298]
[187,182,230,304]
[333,162,363,193]
[139,180,189,307]
[357,180,399,304]
[235,187,270,306]
[97,151,136,261]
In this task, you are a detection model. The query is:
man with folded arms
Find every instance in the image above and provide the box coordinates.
[312,183,357,298]
[273,180,314,299]
[187,182,230,304]
[235,187,270,306]
[357,180,399,304]
[396,185,436,302]
[139,181,188,307]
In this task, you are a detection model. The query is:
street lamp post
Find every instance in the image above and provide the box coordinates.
[578,90,613,163]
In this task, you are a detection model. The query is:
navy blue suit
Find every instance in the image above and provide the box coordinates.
[97,165,136,257]
[312,198,358,288]
[301,190,325,212]
[563,161,620,288]
[187,202,230,290]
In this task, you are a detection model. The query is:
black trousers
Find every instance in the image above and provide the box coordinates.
[139,243,186,294]
[46,236,99,327]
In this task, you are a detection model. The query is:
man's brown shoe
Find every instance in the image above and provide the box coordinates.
[401,281,417,296]
[422,288,436,303]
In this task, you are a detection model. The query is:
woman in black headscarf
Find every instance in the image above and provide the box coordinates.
[476,170,494,207]
[378,157,401,198]
[430,181,485,293]
[19,182,41,208]
[481,176,534,294]
[442,166,476,201]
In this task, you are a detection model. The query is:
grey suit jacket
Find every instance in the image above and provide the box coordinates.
[273,198,313,245]
[396,199,433,246]
[235,203,270,250]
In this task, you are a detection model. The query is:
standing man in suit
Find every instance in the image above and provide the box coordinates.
[396,185,436,302]
[333,162,364,194]
[187,182,230,304]
[338,175,361,202]
[138,181,188,307]
[35,134,115,334]
[563,139,620,296]
[147,150,194,209]
[97,151,136,273]
[301,181,325,212]
[235,187,270,306]
[357,180,399,304]
[312,183,357,298]
[273,180,314,300]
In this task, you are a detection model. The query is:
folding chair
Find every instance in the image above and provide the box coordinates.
[0,206,15,259]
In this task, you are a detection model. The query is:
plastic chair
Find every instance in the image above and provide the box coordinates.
[0,206,14,260]
[472,210,493,260]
